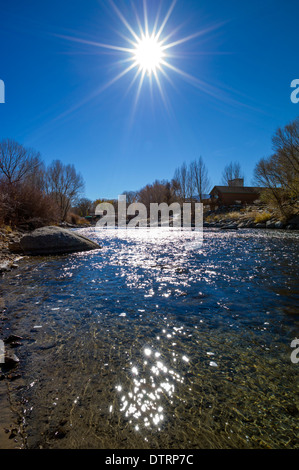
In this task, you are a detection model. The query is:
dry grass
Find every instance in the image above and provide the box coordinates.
[206,211,242,223]
[67,212,90,226]
[254,211,272,223]
[205,207,276,225]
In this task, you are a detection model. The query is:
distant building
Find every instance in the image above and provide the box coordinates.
[209,180,263,208]
[228,178,244,187]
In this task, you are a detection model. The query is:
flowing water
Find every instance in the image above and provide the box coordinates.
[0,228,298,449]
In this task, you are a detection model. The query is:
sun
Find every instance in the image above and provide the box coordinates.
[133,34,164,76]
[56,0,225,112]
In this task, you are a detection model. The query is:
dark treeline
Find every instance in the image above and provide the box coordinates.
[0,139,85,228]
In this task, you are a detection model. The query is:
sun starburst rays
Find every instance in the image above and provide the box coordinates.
[54,0,230,118]
[99,0,197,105]
[107,0,176,81]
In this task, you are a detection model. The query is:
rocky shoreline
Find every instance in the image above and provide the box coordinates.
[203,206,299,231]
[0,228,24,448]
[0,223,97,274]
[0,228,24,273]
[203,219,299,230]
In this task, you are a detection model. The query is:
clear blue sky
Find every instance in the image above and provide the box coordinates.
[0,0,298,200]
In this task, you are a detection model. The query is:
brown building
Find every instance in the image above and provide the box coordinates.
[209,179,263,208]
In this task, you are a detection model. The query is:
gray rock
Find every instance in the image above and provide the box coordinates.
[4,335,23,344]
[275,221,284,229]
[220,224,238,230]
[255,223,266,228]
[4,352,20,367]
[266,220,275,229]
[10,226,101,256]
[245,221,255,228]
[0,262,11,273]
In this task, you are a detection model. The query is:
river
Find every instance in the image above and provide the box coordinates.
[0,227,298,449]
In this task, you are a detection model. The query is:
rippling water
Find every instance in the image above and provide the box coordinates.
[1,228,299,449]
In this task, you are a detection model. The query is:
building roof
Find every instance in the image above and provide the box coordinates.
[210,186,263,195]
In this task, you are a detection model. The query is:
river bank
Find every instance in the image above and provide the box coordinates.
[203,205,299,231]
[0,227,23,270]
[0,228,24,447]
[0,221,93,273]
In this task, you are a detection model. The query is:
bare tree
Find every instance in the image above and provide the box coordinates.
[254,156,285,211]
[254,116,299,217]
[121,191,138,205]
[271,117,299,197]
[173,158,210,201]
[192,156,211,202]
[186,162,196,200]
[163,181,173,205]
[272,117,299,172]
[173,162,188,201]
[0,138,42,185]
[73,197,92,217]
[221,161,243,186]
[170,178,181,201]
[138,181,164,210]
[46,160,85,221]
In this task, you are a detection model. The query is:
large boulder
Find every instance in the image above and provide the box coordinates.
[9,226,100,256]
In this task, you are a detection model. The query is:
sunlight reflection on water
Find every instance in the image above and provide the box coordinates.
[113,344,187,432]
[1,228,299,449]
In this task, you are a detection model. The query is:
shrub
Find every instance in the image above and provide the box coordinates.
[254,211,272,223]
[0,180,60,228]
[66,212,89,225]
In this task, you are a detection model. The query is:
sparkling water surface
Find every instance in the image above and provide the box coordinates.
[1,228,299,448]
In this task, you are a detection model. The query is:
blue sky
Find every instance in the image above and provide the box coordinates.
[0,0,298,200]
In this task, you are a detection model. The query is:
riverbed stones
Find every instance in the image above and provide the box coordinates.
[4,335,23,344]
[9,226,101,256]
[0,262,12,273]
[3,351,20,367]
[266,220,276,229]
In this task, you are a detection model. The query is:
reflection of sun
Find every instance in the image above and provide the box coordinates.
[114,346,182,432]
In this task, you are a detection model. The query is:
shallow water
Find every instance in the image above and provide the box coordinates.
[1,228,299,449]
